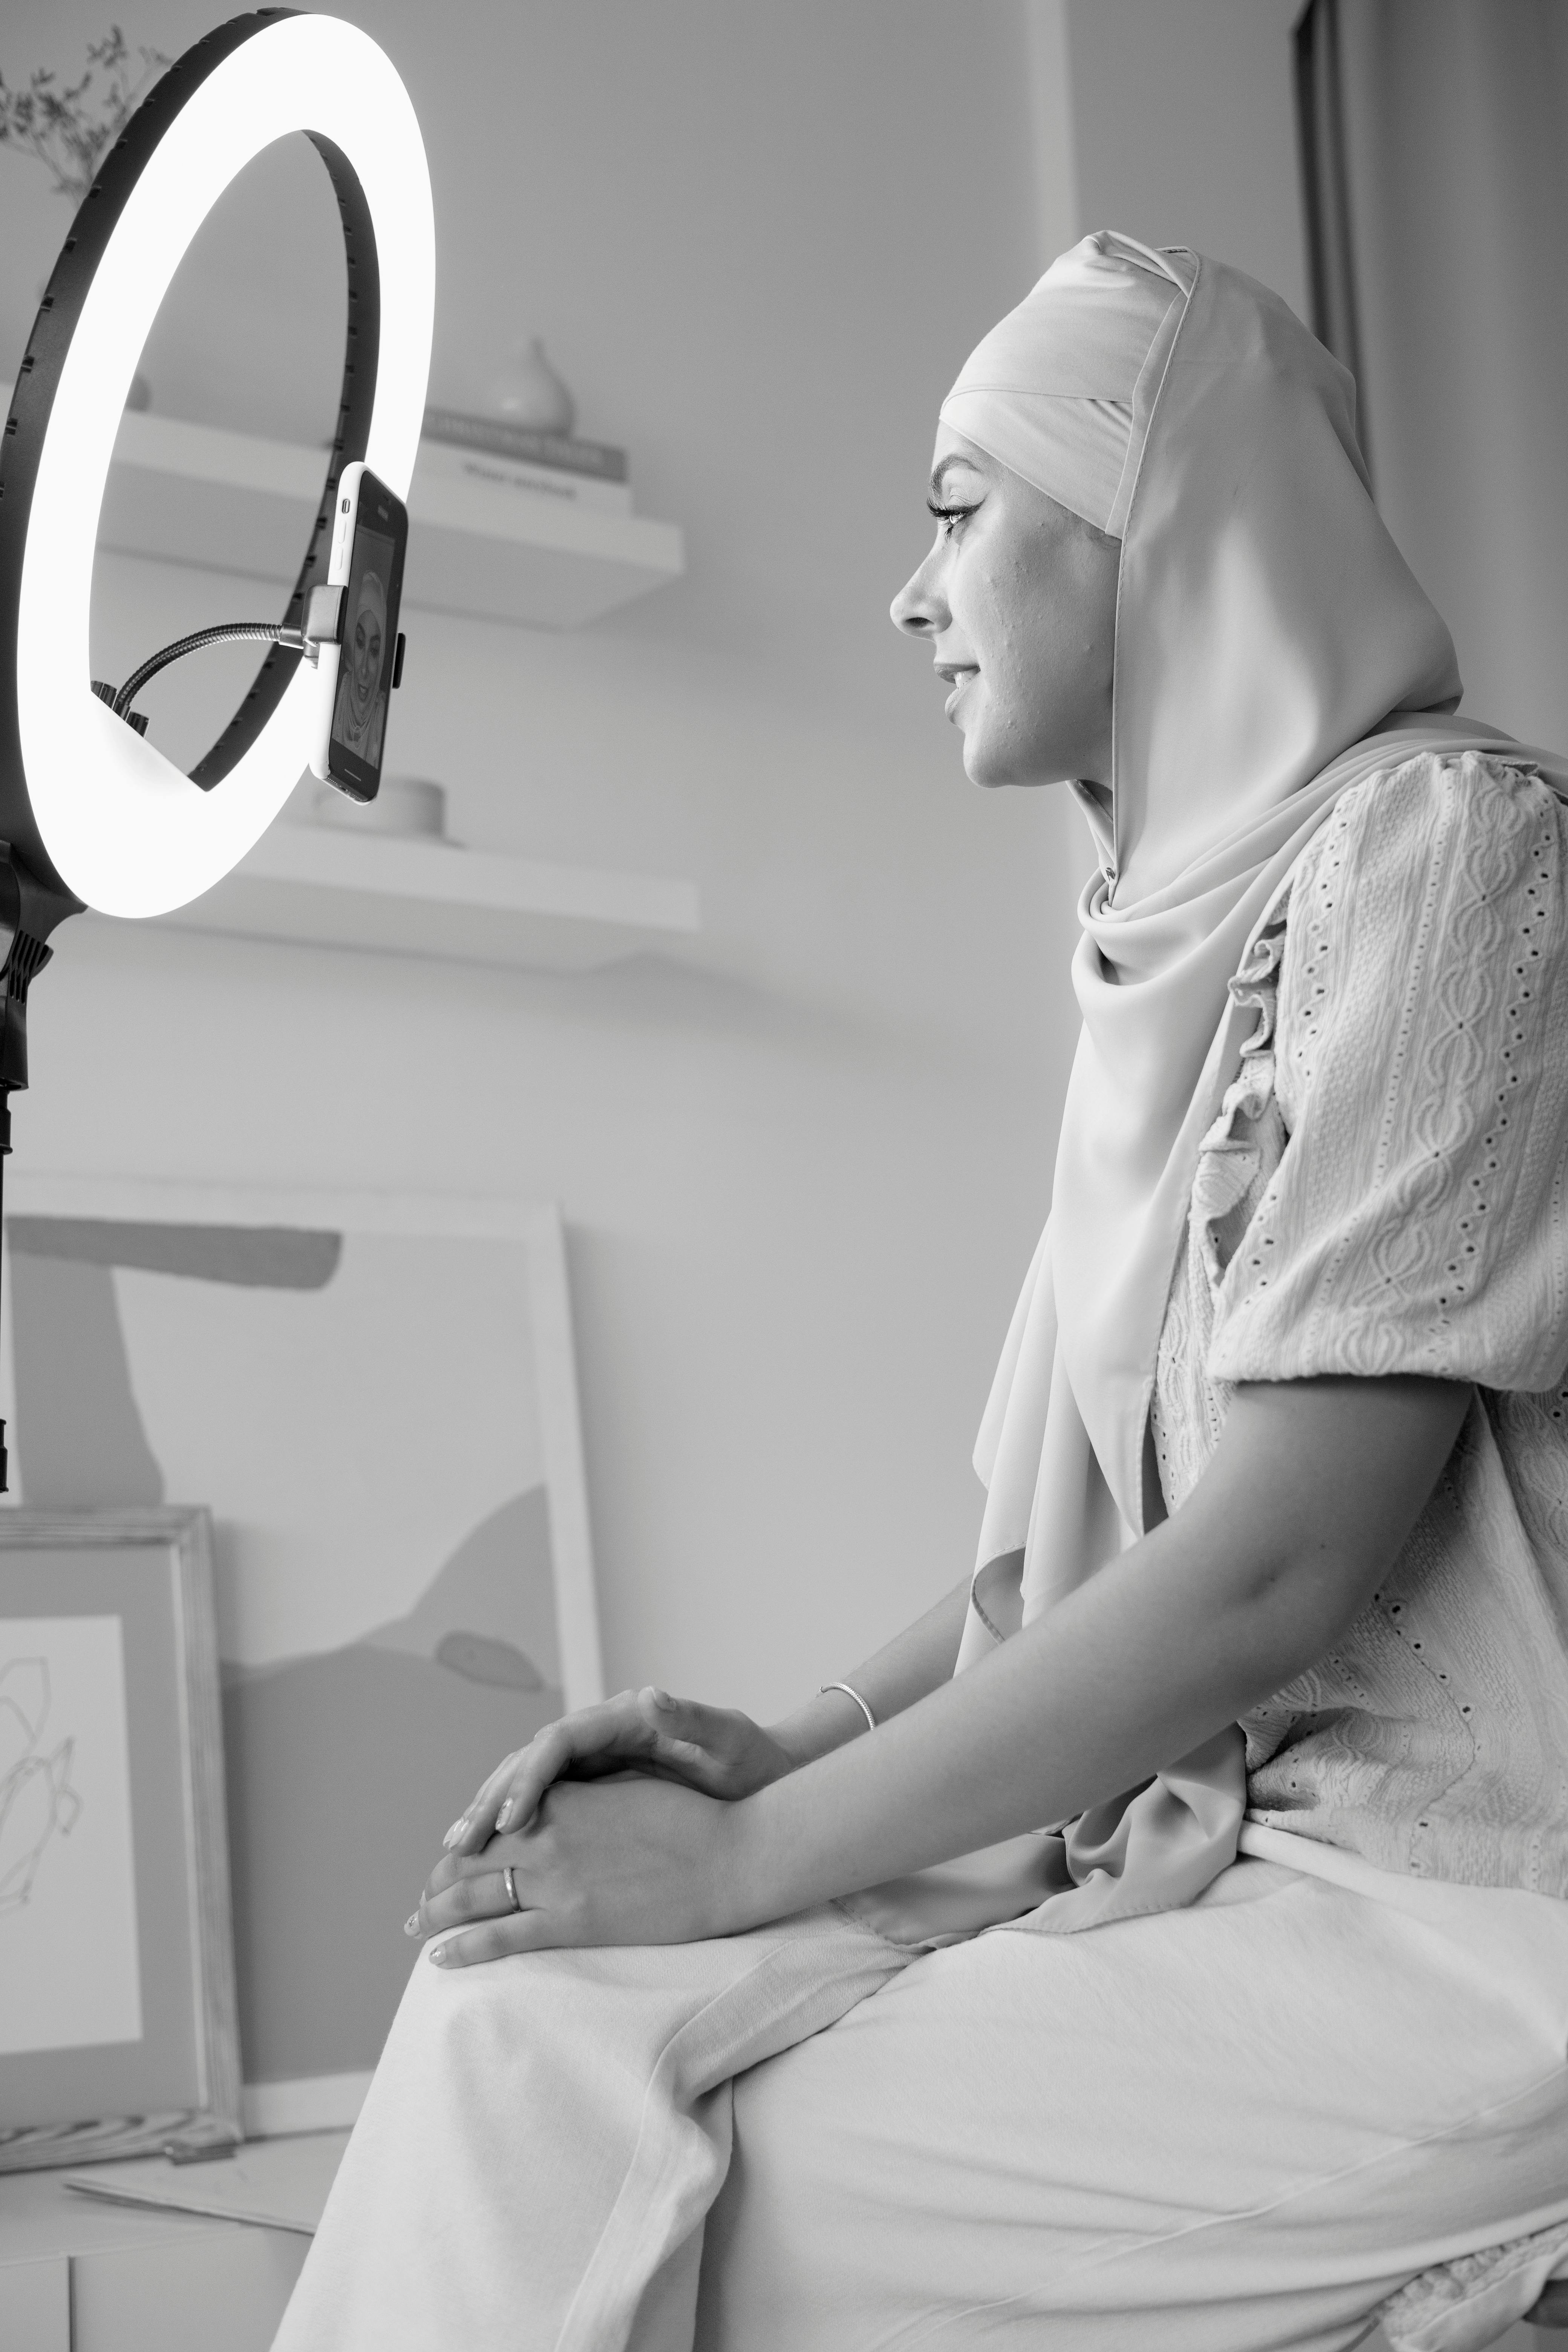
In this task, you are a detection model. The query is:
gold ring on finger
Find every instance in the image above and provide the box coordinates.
[502,1864,522,1913]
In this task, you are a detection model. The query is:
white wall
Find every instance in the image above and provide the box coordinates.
[1059,0,1306,317]
[1340,0,1568,753]
[0,1,1089,1720]
[1053,0,1568,763]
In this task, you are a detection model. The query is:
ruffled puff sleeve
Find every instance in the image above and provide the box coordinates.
[1205,751,1568,1392]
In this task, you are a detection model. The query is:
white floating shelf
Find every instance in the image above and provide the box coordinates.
[31,392,686,629]
[115,823,701,974]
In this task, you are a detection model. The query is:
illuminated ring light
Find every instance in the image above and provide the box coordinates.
[0,10,434,918]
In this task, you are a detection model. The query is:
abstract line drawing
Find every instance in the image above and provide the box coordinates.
[0,1658,82,1916]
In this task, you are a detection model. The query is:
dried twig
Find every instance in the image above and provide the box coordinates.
[0,27,171,205]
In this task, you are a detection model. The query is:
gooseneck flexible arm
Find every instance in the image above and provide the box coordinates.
[103,620,320,724]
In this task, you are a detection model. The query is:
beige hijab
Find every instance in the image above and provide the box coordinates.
[943,234,1568,1931]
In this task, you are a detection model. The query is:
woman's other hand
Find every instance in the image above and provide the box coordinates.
[412,1775,744,1961]
[441,1687,799,1858]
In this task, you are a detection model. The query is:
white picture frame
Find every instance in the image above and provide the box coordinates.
[0,1179,602,2136]
[0,1506,242,2171]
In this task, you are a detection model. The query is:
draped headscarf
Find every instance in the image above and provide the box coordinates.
[936,233,1568,1934]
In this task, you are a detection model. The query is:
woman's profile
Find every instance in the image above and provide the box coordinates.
[275,234,1568,2351]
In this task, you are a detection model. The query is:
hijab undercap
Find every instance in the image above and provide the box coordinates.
[937,233,1568,1933]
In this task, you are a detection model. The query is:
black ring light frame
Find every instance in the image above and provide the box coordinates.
[0,8,395,1489]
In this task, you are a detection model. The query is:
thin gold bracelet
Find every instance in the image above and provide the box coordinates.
[819,1680,876,1735]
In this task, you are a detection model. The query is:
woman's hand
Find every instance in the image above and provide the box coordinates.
[442,1686,799,1859]
[410,1774,746,1963]
[409,1380,1473,1960]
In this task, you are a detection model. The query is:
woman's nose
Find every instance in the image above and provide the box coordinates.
[890,552,946,639]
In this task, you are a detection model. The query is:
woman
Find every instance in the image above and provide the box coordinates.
[276,236,1568,2352]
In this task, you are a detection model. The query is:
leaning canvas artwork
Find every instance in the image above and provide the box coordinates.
[0,1181,602,2119]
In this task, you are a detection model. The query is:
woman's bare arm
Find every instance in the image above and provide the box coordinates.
[726,1374,1469,1923]
[767,1574,973,1765]
[420,1374,1470,1958]
[443,1574,971,1851]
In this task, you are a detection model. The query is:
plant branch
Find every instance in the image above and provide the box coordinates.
[0,28,172,205]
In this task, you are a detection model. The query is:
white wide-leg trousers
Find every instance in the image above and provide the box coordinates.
[273,1839,1568,2352]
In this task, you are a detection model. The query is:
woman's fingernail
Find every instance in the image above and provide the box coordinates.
[496,1801,512,1830]
[404,1912,421,1936]
[428,1942,448,1965]
[650,1688,673,1709]
[443,1818,467,1848]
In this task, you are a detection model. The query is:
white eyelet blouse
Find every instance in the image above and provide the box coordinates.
[1150,750,1568,1892]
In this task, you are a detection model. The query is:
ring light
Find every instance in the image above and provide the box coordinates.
[0,11,434,1494]
[0,8,435,920]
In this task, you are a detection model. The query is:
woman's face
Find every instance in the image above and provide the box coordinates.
[890,426,1119,792]
[349,594,384,721]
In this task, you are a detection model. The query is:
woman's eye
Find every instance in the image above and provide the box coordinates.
[927,500,978,539]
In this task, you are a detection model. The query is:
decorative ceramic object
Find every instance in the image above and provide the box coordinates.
[485,335,576,438]
[311,776,452,842]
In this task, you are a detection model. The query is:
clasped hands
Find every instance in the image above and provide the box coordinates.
[406,1689,800,1968]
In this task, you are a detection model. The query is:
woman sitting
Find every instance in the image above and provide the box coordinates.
[275,233,1568,2352]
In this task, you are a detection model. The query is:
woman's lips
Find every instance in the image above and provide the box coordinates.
[943,667,978,720]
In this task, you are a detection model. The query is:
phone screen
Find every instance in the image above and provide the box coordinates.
[328,471,407,800]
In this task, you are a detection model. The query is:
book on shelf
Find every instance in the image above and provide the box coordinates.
[414,437,632,516]
[422,406,628,482]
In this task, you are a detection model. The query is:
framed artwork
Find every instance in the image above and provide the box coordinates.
[0,1180,603,2135]
[0,1507,242,2171]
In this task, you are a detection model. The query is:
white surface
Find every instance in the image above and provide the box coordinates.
[66,2129,350,2237]
[70,2226,306,2352]
[0,2155,310,2352]
[11,14,434,916]
[118,1236,534,1664]
[0,1619,142,2058]
[140,821,701,974]
[308,777,448,839]
[407,442,682,627]
[1338,4,1568,758]
[1023,0,1080,257]
[416,437,632,515]
[1059,0,1308,321]
[241,2072,369,2141]
[85,401,683,628]
[0,2254,69,2352]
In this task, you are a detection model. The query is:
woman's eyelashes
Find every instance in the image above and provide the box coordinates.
[927,498,980,538]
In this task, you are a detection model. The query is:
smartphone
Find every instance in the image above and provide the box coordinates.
[310,462,408,802]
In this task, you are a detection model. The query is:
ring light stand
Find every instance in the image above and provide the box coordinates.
[0,9,435,1487]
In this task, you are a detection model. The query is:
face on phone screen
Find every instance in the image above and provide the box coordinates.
[331,526,395,776]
